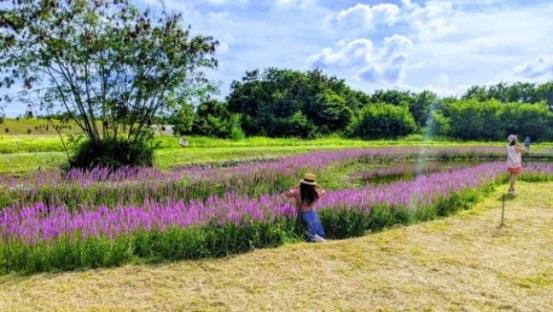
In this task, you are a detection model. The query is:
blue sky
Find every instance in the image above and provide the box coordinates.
[4,0,553,116]
[136,0,553,97]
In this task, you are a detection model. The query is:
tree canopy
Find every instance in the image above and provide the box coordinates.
[0,0,217,166]
[226,68,365,138]
[462,81,553,110]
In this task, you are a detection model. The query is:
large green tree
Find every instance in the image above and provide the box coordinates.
[227,68,357,137]
[0,0,217,166]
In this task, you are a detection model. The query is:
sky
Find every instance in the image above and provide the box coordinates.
[4,0,553,116]
[135,0,553,97]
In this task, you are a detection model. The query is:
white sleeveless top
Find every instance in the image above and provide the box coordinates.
[507,146,521,168]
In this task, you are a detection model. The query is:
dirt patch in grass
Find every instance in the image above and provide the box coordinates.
[1,181,552,311]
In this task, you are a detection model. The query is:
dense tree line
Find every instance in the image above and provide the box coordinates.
[462,82,553,110]
[171,68,434,139]
[429,99,553,141]
[167,69,553,141]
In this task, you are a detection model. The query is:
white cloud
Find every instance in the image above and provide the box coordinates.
[276,0,316,9]
[382,34,412,58]
[321,0,553,93]
[308,35,412,84]
[208,0,248,5]
[209,11,230,19]
[307,38,373,68]
[514,55,553,80]
[325,3,400,31]
[404,1,458,41]
[324,1,457,40]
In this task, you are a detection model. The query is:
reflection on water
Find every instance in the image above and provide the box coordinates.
[351,160,483,185]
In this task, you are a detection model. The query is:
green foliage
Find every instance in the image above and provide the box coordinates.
[166,103,195,136]
[0,183,499,274]
[229,114,246,140]
[227,68,359,137]
[0,221,294,274]
[448,99,502,140]
[0,0,217,167]
[69,138,155,169]
[347,103,417,139]
[431,99,553,141]
[463,81,553,110]
[307,89,352,134]
[426,111,451,137]
[499,102,553,140]
[319,209,371,239]
[285,111,317,138]
[191,100,244,139]
[370,89,437,128]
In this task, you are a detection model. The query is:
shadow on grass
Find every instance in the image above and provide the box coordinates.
[497,193,516,202]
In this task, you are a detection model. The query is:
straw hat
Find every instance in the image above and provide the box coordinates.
[508,134,517,144]
[300,173,317,185]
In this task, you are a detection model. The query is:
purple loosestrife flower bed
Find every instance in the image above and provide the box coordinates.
[0,195,297,244]
[1,146,509,189]
[0,146,518,209]
[6,161,553,273]
[0,163,503,244]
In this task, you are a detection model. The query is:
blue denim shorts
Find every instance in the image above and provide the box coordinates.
[302,210,325,241]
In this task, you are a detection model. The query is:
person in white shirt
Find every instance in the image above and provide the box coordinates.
[506,134,527,194]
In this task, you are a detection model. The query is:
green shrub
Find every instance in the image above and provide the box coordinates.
[69,138,154,169]
[319,209,371,239]
[0,221,294,274]
[347,103,417,139]
[229,114,246,140]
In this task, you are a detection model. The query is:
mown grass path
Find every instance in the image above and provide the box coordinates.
[1,181,552,311]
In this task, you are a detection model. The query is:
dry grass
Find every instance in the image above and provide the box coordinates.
[1,181,552,311]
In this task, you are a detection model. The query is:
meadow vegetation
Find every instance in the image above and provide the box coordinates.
[1,181,551,311]
[0,1,551,310]
[1,146,553,274]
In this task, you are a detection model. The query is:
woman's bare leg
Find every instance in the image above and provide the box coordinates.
[509,173,518,193]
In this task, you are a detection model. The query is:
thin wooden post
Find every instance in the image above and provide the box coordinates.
[500,193,506,227]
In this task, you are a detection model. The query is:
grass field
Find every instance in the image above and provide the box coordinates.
[0,134,508,154]
[2,117,552,174]
[0,118,96,136]
[1,181,550,311]
[2,134,553,174]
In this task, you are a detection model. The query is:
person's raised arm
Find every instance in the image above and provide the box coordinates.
[515,145,528,153]
[284,186,299,198]
[315,185,326,197]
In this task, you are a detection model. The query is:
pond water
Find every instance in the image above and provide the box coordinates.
[351,160,484,185]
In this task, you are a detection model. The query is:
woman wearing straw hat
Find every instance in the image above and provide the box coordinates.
[507,134,527,194]
[285,172,326,242]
